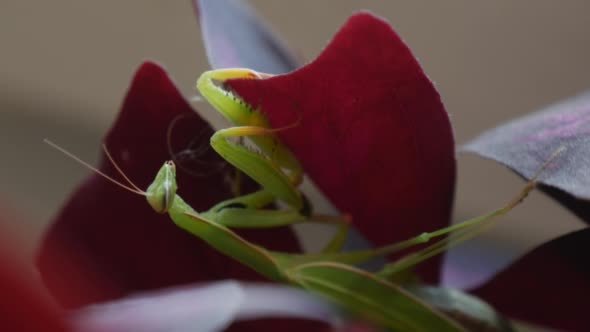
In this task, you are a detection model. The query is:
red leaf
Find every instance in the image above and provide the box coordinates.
[228,12,455,281]
[227,319,327,332]
[37,61,303,307]
[0,235,68,332]
[472,228,590,331]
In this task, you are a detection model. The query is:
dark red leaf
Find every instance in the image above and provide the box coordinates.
[464,92,590,224]
[227,12,456,281]
[0,264,68,332]
[472,228,590,331]
[227,319,327,332]
[0,232,68,332]
[37,61,303,308]
[195,0,300,73]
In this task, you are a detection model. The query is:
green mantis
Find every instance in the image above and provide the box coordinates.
[48,68,544,331]
[137,161,467,331]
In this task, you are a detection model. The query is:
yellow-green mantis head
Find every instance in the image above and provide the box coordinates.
[146,161,178,214]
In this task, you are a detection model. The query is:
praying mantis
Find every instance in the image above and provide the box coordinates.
[48,68,545,331]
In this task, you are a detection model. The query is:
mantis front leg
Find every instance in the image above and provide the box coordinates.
[210,125,304,211]
[195,68,314,226]
[196,68,303,186]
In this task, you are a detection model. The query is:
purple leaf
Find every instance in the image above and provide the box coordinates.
[70,281,337,332]
[464,92,590,223]
[195,0,300,73]
[472,228,590,331]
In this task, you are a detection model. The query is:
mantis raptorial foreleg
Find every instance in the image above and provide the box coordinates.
[192,68,320,227]
[209,125,303,211]
[196,68,303,186]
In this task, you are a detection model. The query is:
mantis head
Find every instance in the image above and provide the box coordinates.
[146,161,178,214]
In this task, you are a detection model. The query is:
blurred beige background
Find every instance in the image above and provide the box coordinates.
[1,1,589,290]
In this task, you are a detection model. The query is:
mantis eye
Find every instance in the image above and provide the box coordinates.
[146,161,178,213]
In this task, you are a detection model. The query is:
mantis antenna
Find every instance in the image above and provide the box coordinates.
[43,139,145,196]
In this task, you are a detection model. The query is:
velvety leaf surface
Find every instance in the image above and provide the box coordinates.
[227,12,456,281]
[195,0,300,73]
[472,228,590,331]
[464,92,590,223]
[37,61,303,308]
